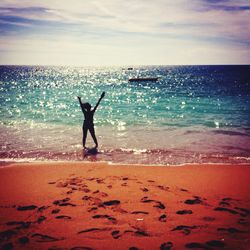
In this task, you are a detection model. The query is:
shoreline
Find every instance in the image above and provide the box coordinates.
[1,157,250,168]
[0,162,250,249]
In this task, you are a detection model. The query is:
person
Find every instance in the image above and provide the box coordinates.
[77,92,105,149]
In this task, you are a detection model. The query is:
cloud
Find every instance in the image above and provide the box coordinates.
[0,0,249,65]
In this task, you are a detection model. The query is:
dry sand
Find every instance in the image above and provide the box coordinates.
[0,162,249,250]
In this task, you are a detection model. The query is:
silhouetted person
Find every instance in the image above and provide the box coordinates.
[77,92,105,149]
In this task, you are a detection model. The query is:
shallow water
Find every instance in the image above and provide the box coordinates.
[0,65,250,165]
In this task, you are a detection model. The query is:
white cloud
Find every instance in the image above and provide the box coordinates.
[0,0,249,65]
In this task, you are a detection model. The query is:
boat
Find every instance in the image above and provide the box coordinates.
[128,77,159,82]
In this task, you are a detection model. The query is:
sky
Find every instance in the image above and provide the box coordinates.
[0,0,249,66]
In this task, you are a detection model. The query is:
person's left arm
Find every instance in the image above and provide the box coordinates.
[93,92,105,112]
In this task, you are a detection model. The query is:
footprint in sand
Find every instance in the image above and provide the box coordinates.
[126,225,149,237]
[160,242,173,250]
[88,207,98,212]
[55,215,72,220]
[185,242,207,249]
[92,190,108,197]
[51,209,60,214]
[37,216,46,224]
[6,221,31,229]
[172,225,197,235]
[102,200,120,206]
[38,205,50,212]
[155,202,165,209]
[141,187,149,192]
[157,185,169,191]
[214,207,240,215]
[159,214,167,222]
[217,227,247,233]
[147,180,155,183]
[31,233,64,242]
[82,195,92,201]
[238,218,248,225]
[202,216,215,222]
[70,247,93,250]
[134,230,149,237]
[78,228,101,234]
[221,197,233,202]
[53,198,76,207]
[92,214,117,223]
[206,240,225,248]
[184,197,202,205]
[185,240,225,249]
[17,205,37,211]
[85,197,104,207]
[97,179,105,184]
[48,247,68,250]
[18,236,29,245]
[56,182,68,188]
[141,197,166,209]
[1,242,14,250]
[180,188,188,192]
[0,229,17,241]
[131,211,149,215]
[68,177,83,185]
[111,230,121,239]
[82,188,91,193]
[235,207,250,216]
[176,210,193,215]
[48,181,56,184]
[78,228,110,234]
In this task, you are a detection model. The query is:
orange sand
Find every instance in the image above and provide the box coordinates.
[0,162,249,250]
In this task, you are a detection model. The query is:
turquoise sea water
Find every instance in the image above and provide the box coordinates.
[0,65,250,165]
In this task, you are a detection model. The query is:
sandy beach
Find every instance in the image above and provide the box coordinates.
[0,162,249,250]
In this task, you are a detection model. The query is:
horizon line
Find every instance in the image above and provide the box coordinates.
[0,63,249,67]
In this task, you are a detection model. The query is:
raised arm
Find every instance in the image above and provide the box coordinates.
[77,96,85,113]
[93,92,105,112]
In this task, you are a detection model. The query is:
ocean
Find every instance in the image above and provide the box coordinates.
[0,65,249,165]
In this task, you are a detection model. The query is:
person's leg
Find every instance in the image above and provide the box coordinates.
[82,126,88,148]
[89,126,98,148]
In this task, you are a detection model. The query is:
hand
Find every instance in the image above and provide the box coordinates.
[101,92,105,98]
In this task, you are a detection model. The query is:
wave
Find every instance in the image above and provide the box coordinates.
[211,130,250,137]
[1,147,250,166]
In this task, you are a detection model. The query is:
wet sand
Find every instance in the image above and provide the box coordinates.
[0,162,249,250]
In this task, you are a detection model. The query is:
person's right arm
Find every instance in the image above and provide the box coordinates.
[77,96,85,113]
